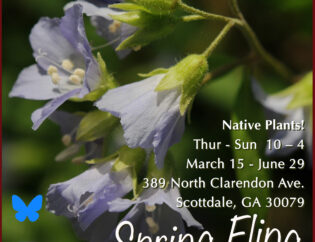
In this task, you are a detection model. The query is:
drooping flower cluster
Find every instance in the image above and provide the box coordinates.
[9,0,312,241]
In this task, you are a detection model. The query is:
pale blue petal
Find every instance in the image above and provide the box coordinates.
[109,187,203,229]
[9,65,61,100]
[64,1,119,19]
[96,74,185,167]
[153,111,185,168]
[31,88,81,130]
[90,16,136,58]
[46,162,132,230]
[30,17,83,71]
[49,111,82,134]
[96,74,163,116]
[61,5,101,91]
[78,170,132,230]
[252,79,292,115]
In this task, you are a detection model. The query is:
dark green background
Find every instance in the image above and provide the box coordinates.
[3,0,312,241]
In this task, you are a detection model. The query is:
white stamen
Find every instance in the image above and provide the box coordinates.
[71,156,85,164]
[47,65,58,75]
[145,217,159,234]
[62,135,72,146]
[132,45,142,52]
[62,59,74,71]
[145,205,156,212]
[73,68,85,78]
[51,73,61,84]
[69,74,82,85]
[109,20,122,33]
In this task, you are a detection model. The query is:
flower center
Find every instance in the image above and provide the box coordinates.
[145,217,159,234]
[108,20,122,34]
[36,50,86,92]
[47,59,86,87]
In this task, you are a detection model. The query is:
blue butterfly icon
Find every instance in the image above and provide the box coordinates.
[12,195,43,222]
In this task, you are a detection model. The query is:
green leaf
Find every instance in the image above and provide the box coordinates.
[138,68,169,77]
[231,70,270,218]
[76,111,118,142]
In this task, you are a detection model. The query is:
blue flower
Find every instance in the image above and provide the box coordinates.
[9,5,101,130]
[95,74,185,168]
[46,160,133,232]
[108,187,203,240]
[49,111,104,163]
[65,0,135,58]
[252,79,312,161]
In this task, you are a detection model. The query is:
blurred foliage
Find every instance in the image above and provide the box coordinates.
[3,0,312,241]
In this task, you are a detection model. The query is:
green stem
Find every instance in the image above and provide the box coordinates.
[229,0,293,80]
[178,0,242,26]
[203,21,235,58]
[179,0,293,80]
[181,15,205,22]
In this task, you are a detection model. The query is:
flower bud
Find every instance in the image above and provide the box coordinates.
[155,54,209,114]
[110,4,177,50]
[131,0,178,15]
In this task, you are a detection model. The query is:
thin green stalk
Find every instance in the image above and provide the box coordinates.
[178,0,242,26]
[229,0,293,80]
[203,21,235,58]
[181,15,205,22]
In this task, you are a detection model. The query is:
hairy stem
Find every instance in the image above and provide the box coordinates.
[178,0,242,25]
[229,0,293,80]
[181,15,205,22]
[203,21,235,58]
[179,0,293,80]
[201,53,258,86]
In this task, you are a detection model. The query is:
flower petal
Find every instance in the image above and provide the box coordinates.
[9,65,61,100]
[109,187,203,229]
[95,74,164,116]
[153,111,185,167]
[49,111,82,134]
[90,16,136,58]
[30,17,82,71]
[64,1,119,19]
[31,88,81,130]
[46,162,132,230]
[252,79,293,115]
[96,74,184,166]
[61,5,101,92]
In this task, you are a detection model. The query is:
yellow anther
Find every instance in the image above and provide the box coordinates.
[62,59,74,71]
[61,134,72,146]
[71,156,85,164]
[145,217,159,234]
[47,65,58,75]
[109,20,121,33]
[69,74,82,85]
[51,73,61,84]
[132,45,142,52]
[73,68,85,78]
[145,205,156,212]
